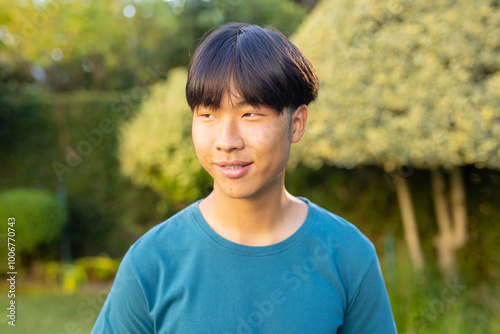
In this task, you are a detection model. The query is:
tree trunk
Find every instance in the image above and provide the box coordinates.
[431,169,455,279]
[394,175,425,272]
[450,167,468,249]
[431,167,468,279]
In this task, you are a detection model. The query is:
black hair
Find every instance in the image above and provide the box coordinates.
[186,22,319,114]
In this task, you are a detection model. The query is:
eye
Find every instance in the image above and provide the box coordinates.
[243,112,259,117]
[199,113,215,118]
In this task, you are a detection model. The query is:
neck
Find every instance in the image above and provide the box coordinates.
[200,180,306,246]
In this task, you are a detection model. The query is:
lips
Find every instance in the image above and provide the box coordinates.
[214,161,253,179]
[221,165,247,170]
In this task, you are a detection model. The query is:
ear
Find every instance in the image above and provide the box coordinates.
[290,104,308,143]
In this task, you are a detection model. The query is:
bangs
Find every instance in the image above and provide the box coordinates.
[186,23,318,114]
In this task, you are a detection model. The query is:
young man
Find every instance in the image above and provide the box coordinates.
[92,22,396,333]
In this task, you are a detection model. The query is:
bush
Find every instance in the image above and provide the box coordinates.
[45,256,120,295]
[119,68,212,203]
[0,188,67,256]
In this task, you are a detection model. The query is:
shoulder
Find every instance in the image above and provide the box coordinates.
[303,199,382,297]
[136,203,197,247]
[305,199,378,271]
[120,202,201,270]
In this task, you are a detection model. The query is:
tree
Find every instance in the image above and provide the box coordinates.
[118,68,211,203]
[291,0,500,278]
[1,0,307,92]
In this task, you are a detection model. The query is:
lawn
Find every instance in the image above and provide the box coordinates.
[0,282,111,334]
[383,247,500,334]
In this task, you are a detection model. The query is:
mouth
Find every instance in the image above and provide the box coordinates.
[220,163,251,170]
[215,161,253,178]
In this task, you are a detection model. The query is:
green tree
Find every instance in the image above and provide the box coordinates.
[118,68,211,203]
[1,0,307,92]
[291,0,500,278]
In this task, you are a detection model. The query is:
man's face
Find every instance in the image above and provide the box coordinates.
[192,91,306,200]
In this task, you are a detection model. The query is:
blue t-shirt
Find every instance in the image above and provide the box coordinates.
[92,198,396,333]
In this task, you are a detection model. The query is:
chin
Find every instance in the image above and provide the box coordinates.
[215,185,260,200]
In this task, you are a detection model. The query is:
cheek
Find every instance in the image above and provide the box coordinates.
[248,124,290,155]
[192,123,210,160]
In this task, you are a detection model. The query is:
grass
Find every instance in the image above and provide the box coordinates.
[382,245,500,334]
[0,281,111,334]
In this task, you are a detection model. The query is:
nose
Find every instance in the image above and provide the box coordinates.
[215,118,245,152]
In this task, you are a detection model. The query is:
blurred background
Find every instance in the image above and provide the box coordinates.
[0,0,499,333]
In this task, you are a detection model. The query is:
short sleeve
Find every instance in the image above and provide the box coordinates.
[338,257,397,334]
[91,250,155,333]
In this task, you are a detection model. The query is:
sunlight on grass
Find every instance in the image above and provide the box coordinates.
[0,282,111,334]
